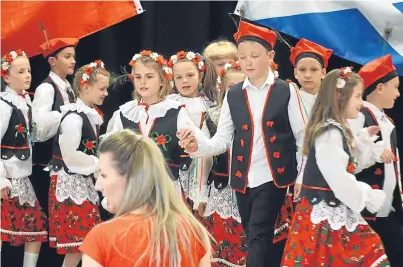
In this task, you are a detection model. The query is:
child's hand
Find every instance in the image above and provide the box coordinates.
[381,149,395,164]
[1,187,9,200]
[367,126,380,137]
[177,129,199,153]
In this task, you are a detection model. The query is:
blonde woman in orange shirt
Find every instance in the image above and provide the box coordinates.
[80,129,212,267]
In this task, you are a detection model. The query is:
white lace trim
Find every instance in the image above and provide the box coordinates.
[211,258,244,267]
[310,200,367,232]
[10,177,37,207]
[0,86,31,111]
[0,229,47,236]
[56,242,82,248]
[119,99,183,123]
[55,172,99,205]
[204,185,241,222]
[60,99,103,125]
[168,94,215,114]
[370,254,388,267]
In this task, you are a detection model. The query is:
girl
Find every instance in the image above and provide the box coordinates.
[203,40,238,74]
[204,61,247,266]
[167,51,216,215]
[49,60,109,267]
[80,130,211,267]
[0,50,47,267]
[106,50,198,202]
[281,68,390,266]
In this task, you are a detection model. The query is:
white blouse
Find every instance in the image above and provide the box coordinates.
[0,86,33,185]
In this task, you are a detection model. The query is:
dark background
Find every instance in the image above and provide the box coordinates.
[2,1,402,266]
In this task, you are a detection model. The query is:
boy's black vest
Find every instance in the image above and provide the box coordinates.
[301,124,352,206]
[0,98,31,161]
[205,116,230,190]
[33,77,71,167]
[119,105,191,180]
[51,110,99,175]
[356,107,403,223]
[227,79,297,193]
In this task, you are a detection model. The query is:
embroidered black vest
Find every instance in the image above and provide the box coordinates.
[356,107,403,222]
[205,116,230,190]
[0,98,31,161]
[301,125,352,207]
[33,77,68,167]
[119,106,189,181]
[227,79,297,193]
[51,110,99,175]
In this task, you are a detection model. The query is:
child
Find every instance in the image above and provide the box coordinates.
[32,38,79,218]
[290,38,333,119]
[1,50,47,267]
[281,67,390,266]
[167,51,217,213]
[203,61,247,266]
[203,40,238,74]
[49,60,108,267]
[348,54,402,266]
[178,20,307,267]
[106,50,198,201]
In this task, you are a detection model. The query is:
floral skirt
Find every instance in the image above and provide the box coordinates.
[49,175,101,254]
[281,198,390,267]
[274,193,294,244]
[210,213,247,267]
[1,178,48,245]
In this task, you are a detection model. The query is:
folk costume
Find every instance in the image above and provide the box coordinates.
[1,64,48,245]
[189,21,307,267]
[31,38,78,222]
[282,68,390,267]
[48,98,102,254]
[349,55,403,266]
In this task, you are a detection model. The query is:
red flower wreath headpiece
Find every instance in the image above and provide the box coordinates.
[336,66,353,96]
[1,49,27,77]
[80,60,106,86]
[216,61,241,89]
[129,50,172,80]
[167,51,206,73]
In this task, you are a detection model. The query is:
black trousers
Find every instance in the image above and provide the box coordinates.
[236,181,287,267]
[368,212,403,266]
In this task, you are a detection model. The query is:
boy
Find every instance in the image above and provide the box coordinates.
[31,37,78,246]
[349,54,402,266]
[178,20,306,267]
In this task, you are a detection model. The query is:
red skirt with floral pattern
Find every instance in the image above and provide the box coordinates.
[209,213,247,267]
[1,196,48,246]
[49,175,101,254]
[281,198,390,267]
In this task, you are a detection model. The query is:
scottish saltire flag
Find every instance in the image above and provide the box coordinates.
[235,0,403,75]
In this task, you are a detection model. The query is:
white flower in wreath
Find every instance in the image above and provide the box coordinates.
[82,73,90,81]
[216,76,222,87]
[100,62,105,68]
[170,55,178,65]
[2,61,10,71]
[274,70,279,78]
[10,51,17,59]
[343,67,352,74]
[132,54,141,61]
[164,66,172,75]
[89,62,97,68]
[336,78,346,88]
[150,52,158,61]
[21,51,27,57]
[186,52,196,60]
[197,61,204,70]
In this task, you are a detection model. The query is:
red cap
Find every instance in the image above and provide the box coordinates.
[290,38,333,68]
[359,55,397,89]
[39,38,79,58]
[233,21,277,49]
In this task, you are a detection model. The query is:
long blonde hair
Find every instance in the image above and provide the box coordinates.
[98,130,211,267]
[132,56,172,101]
[303,69,363,155]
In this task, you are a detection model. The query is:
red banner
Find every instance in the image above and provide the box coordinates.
[1,0,143,57]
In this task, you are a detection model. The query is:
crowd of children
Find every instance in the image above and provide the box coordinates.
[1,17,401,267]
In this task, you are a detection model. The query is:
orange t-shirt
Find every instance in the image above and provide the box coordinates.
[80,214,207,267]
